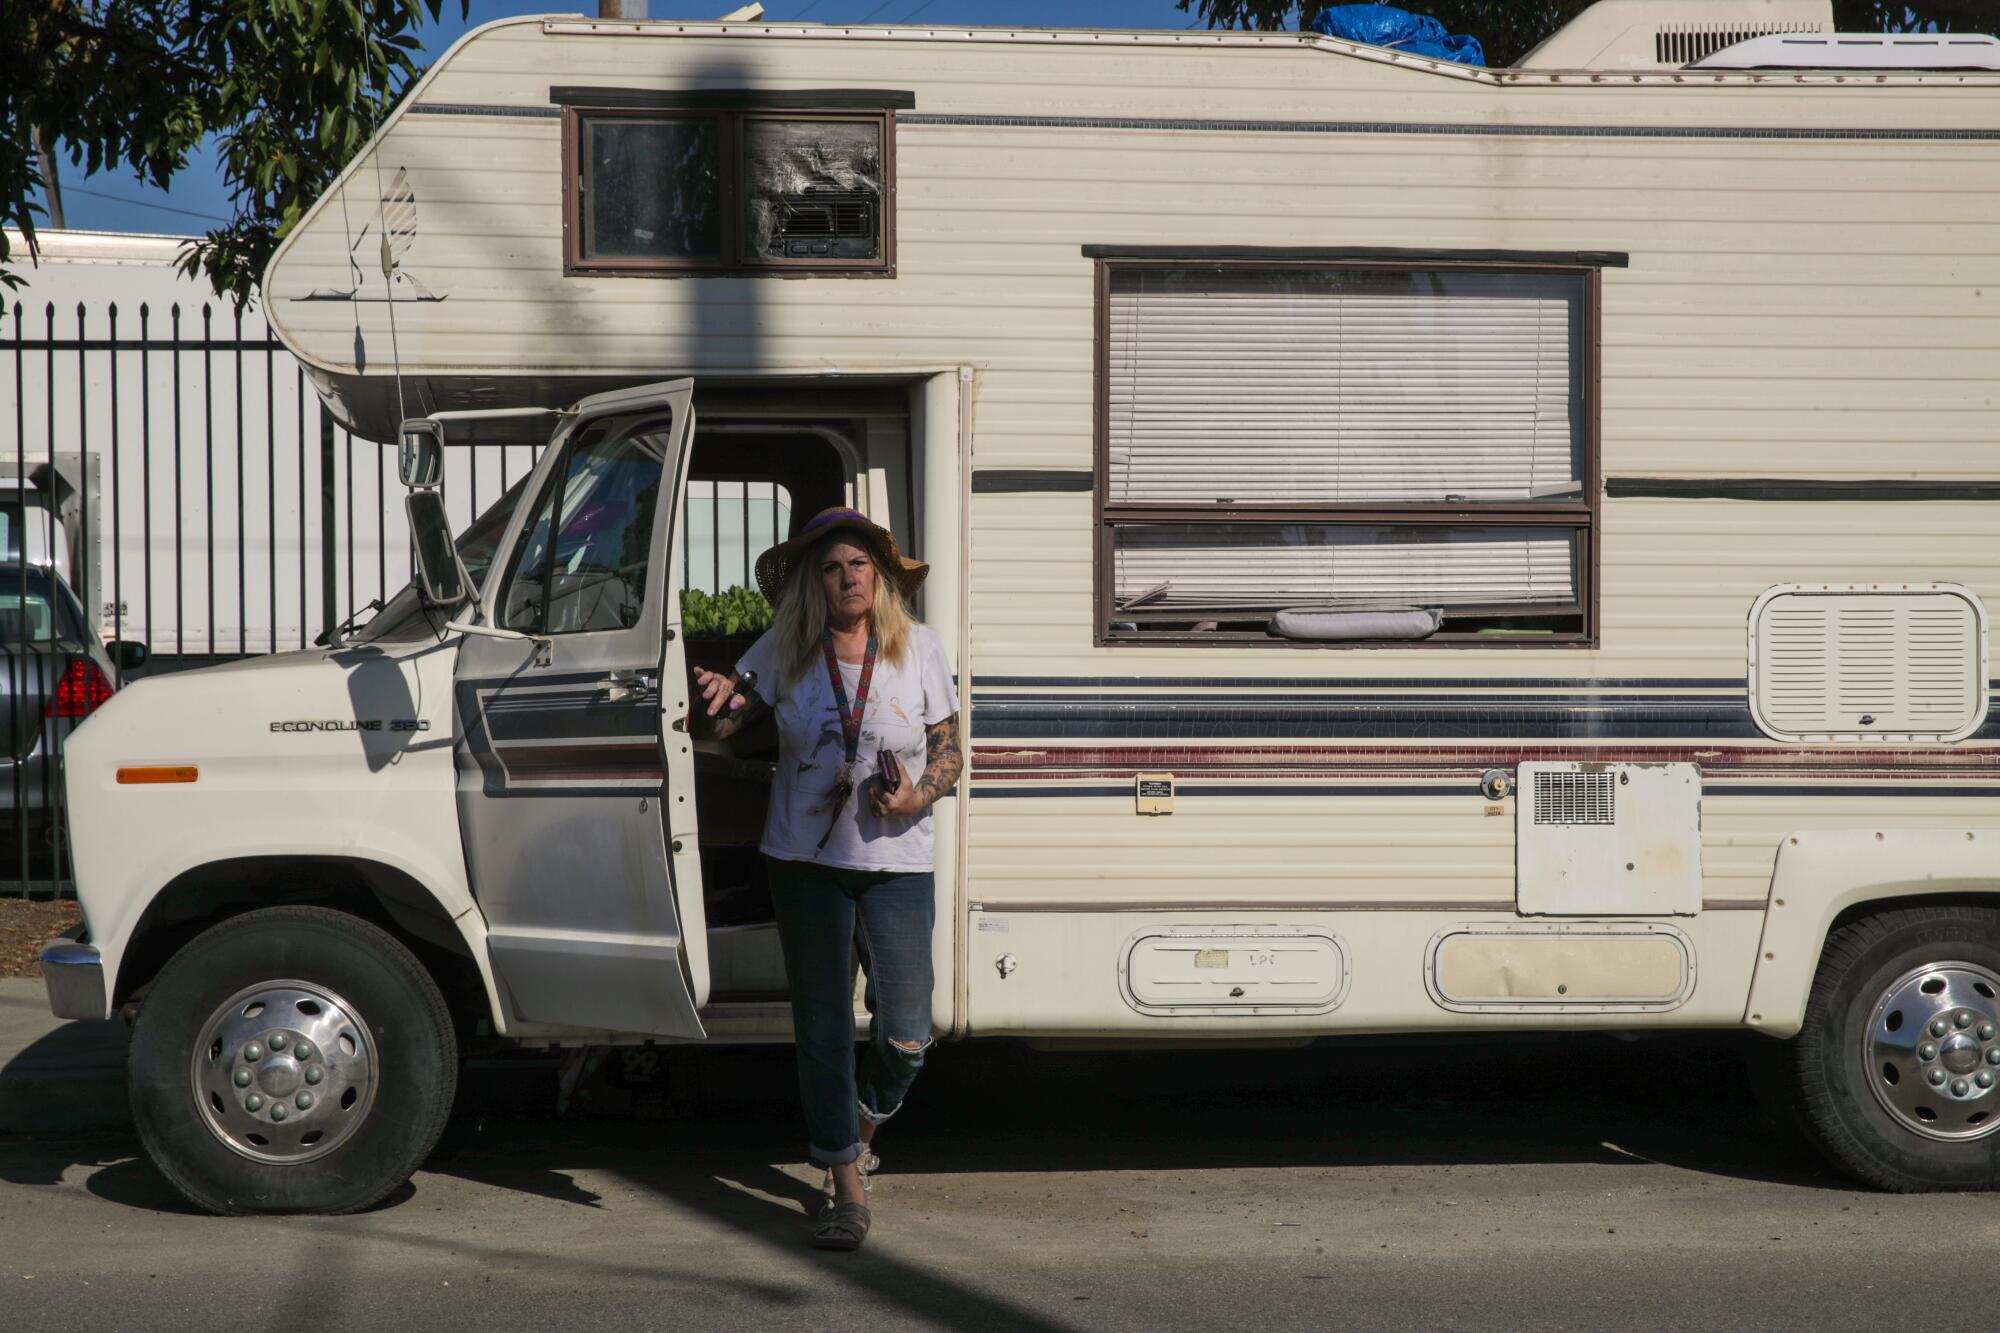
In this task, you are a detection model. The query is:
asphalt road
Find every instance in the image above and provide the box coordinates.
[0,1034,1993,1332]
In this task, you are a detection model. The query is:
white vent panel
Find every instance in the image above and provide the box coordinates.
[1534,770,1616,825]
[1516,763,1702,917]
[1750,584,1988,743]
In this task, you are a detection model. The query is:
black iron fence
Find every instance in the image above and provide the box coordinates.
[2,298,534,895]
[1,298,794,898]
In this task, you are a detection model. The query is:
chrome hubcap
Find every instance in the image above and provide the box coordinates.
[191,982,378,1164]
[1864,962,2000,1142]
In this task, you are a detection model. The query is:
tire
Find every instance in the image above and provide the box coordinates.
[1785,904,2000,1192]
[128,905,458,1215]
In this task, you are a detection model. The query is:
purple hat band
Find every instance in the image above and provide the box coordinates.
[802,508,871,538]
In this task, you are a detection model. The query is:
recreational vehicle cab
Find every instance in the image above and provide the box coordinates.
[41,0,2000,1212]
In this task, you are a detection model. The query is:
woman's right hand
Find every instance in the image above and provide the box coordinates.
[692,666,744,717]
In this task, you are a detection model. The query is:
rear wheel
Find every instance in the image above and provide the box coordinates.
[1786,905,2000,1191]
[128,905,458,1215]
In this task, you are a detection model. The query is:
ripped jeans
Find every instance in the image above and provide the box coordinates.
[766,858,936,1166]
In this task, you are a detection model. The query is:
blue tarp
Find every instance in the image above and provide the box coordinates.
[1310,4,1486,67]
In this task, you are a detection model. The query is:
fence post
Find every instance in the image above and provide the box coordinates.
[319,407,337,642]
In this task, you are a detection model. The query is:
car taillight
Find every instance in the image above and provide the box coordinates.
[47,659,114,718]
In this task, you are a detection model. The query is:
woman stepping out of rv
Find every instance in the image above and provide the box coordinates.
[694,507,961,1252]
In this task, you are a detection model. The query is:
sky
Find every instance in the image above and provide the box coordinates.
[47,0,1211,237]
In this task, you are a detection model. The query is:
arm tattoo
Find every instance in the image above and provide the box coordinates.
[914,713,963,809]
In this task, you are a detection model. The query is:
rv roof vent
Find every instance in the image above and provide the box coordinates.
[1656,21,1822,66]
[1749,584,1989,743]
[1513,0,1831,70]
[1693,32,2000,70]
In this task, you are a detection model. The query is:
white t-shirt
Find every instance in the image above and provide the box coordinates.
[736,622,959,872]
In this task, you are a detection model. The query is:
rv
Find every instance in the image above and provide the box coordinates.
[38,0,2000,1212]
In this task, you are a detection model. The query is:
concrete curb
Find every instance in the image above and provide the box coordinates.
[0,977,129,1133]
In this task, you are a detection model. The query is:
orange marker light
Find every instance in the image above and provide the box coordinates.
[116,766,199,785]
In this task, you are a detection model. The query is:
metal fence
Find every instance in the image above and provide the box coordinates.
[2,299,790,896]
[2,298,540,895]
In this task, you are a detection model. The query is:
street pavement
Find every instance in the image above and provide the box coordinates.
[0,981,1995,1331]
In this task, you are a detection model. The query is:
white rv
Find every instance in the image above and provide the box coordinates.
[39,0,2000,1212]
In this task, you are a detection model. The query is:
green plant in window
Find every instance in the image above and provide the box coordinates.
[680,586,774,637]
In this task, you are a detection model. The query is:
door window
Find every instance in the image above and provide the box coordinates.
[500,414,674,635]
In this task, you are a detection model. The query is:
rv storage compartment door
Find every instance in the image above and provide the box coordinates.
[454,381,709,1037]
[1119,926,1349,1017]
[1515,762,1701,916]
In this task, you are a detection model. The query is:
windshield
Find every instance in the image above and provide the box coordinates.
[351,474,533,645]
[0,566,84,645]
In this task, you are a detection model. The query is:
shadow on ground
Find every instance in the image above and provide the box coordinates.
[0,1034,1847,1331]
[0,1031,1835,1205]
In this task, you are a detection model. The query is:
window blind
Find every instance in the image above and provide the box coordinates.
[1112,524,1577,611]
[1107,269,1584,505]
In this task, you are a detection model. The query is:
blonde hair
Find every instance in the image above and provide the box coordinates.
[771,537,914,686]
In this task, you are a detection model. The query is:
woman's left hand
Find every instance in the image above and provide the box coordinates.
[867,752,926,819]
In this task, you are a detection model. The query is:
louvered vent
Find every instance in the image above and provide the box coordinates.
[1750,585,1989,742]
[1534,770,1616,825]
[1656,21,1822,66]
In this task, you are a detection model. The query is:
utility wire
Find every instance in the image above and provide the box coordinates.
[47,185,228,225]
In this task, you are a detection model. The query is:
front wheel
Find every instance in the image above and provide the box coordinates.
[1784,904,2000,1191]
[128,906,458,1215]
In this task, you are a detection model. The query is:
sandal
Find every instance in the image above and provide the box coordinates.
[812,1200,872,1251]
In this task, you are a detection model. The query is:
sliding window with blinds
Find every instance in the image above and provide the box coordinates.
[1097,262,1596,645]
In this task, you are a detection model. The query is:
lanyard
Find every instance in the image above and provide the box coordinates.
[815,631,877,850]
[821,631,878,768]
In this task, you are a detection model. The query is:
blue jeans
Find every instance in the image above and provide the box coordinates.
[766,858,936,1166]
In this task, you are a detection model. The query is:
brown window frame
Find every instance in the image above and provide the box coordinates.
[562,103,896,279]
[1092,255,1603,650]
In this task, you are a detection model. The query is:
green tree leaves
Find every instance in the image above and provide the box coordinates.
[3,0,465,303]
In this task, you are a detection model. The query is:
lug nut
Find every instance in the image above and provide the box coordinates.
[269,1033,288,1051]
[1979,1072,1995,1090]
[243,1042,263,1062]
[294,1043,313,1062]
[304,1066,323,1085]
[1931,1020,1949,1038]
[1981,1023,1997,1041]
[1989,1049,2000,1067]
[1956,1011,1974,1029]
[244,1094,263,1111]
[270,1103,288,1122]
[1920,1043,1939,1061]
[1930,1069,1949,1086]
[296,1091,314,1110]
[1952,1079,1970,1096]
[233,1069,253,1088]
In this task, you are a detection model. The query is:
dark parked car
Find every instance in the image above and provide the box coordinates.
[0,567,138,868]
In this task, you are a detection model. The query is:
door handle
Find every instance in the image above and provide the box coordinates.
[599,670,654,703]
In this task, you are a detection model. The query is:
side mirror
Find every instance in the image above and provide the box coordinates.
[107,639,149,672]
[398,419,445,489]
[405,491,470,606]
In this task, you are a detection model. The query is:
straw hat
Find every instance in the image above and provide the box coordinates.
[754,506,928,604]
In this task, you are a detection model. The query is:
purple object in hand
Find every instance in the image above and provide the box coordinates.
[876,748,900,793]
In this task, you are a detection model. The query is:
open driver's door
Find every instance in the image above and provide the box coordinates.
[450,381,707,1037]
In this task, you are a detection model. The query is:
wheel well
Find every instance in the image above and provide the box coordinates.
[1829,890,2000,938]
[114,857,485,1025]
